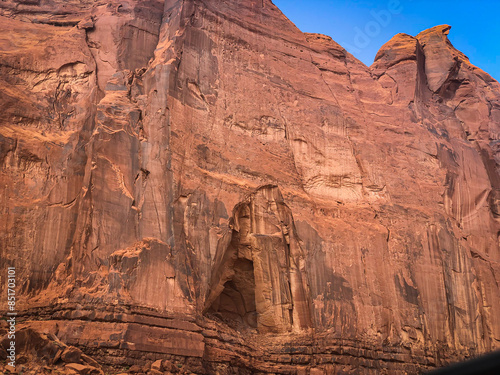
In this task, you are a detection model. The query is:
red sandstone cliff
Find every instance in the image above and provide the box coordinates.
[0,0,499,374]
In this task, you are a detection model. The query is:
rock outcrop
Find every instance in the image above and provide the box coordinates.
[1,0,499,374]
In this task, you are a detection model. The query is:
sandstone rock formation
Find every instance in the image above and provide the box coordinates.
[1,0,499,374]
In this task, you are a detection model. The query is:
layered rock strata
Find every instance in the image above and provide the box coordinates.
[1,0,499,374]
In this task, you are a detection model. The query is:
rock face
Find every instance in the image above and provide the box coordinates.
[1,0,499,374]
[204,186,313,334]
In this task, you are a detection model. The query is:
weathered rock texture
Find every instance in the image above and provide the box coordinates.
[1,0,499,374]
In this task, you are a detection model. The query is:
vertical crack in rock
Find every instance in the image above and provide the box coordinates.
[204,185,313,333]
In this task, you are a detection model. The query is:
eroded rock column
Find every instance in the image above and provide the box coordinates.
[205,185,313,333]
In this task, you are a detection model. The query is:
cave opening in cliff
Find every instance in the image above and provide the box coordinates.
[207,258,258,330]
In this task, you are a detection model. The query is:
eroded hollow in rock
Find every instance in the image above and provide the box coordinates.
[205,186,313,333]
[207,258,258,329]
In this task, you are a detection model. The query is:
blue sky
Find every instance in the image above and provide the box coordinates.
[273,0,500,82]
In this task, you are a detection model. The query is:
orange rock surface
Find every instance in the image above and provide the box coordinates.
[1,0,499,374]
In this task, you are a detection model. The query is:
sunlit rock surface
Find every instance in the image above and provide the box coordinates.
[1,0,499,374]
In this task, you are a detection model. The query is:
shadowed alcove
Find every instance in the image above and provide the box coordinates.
[207,258,258,330]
